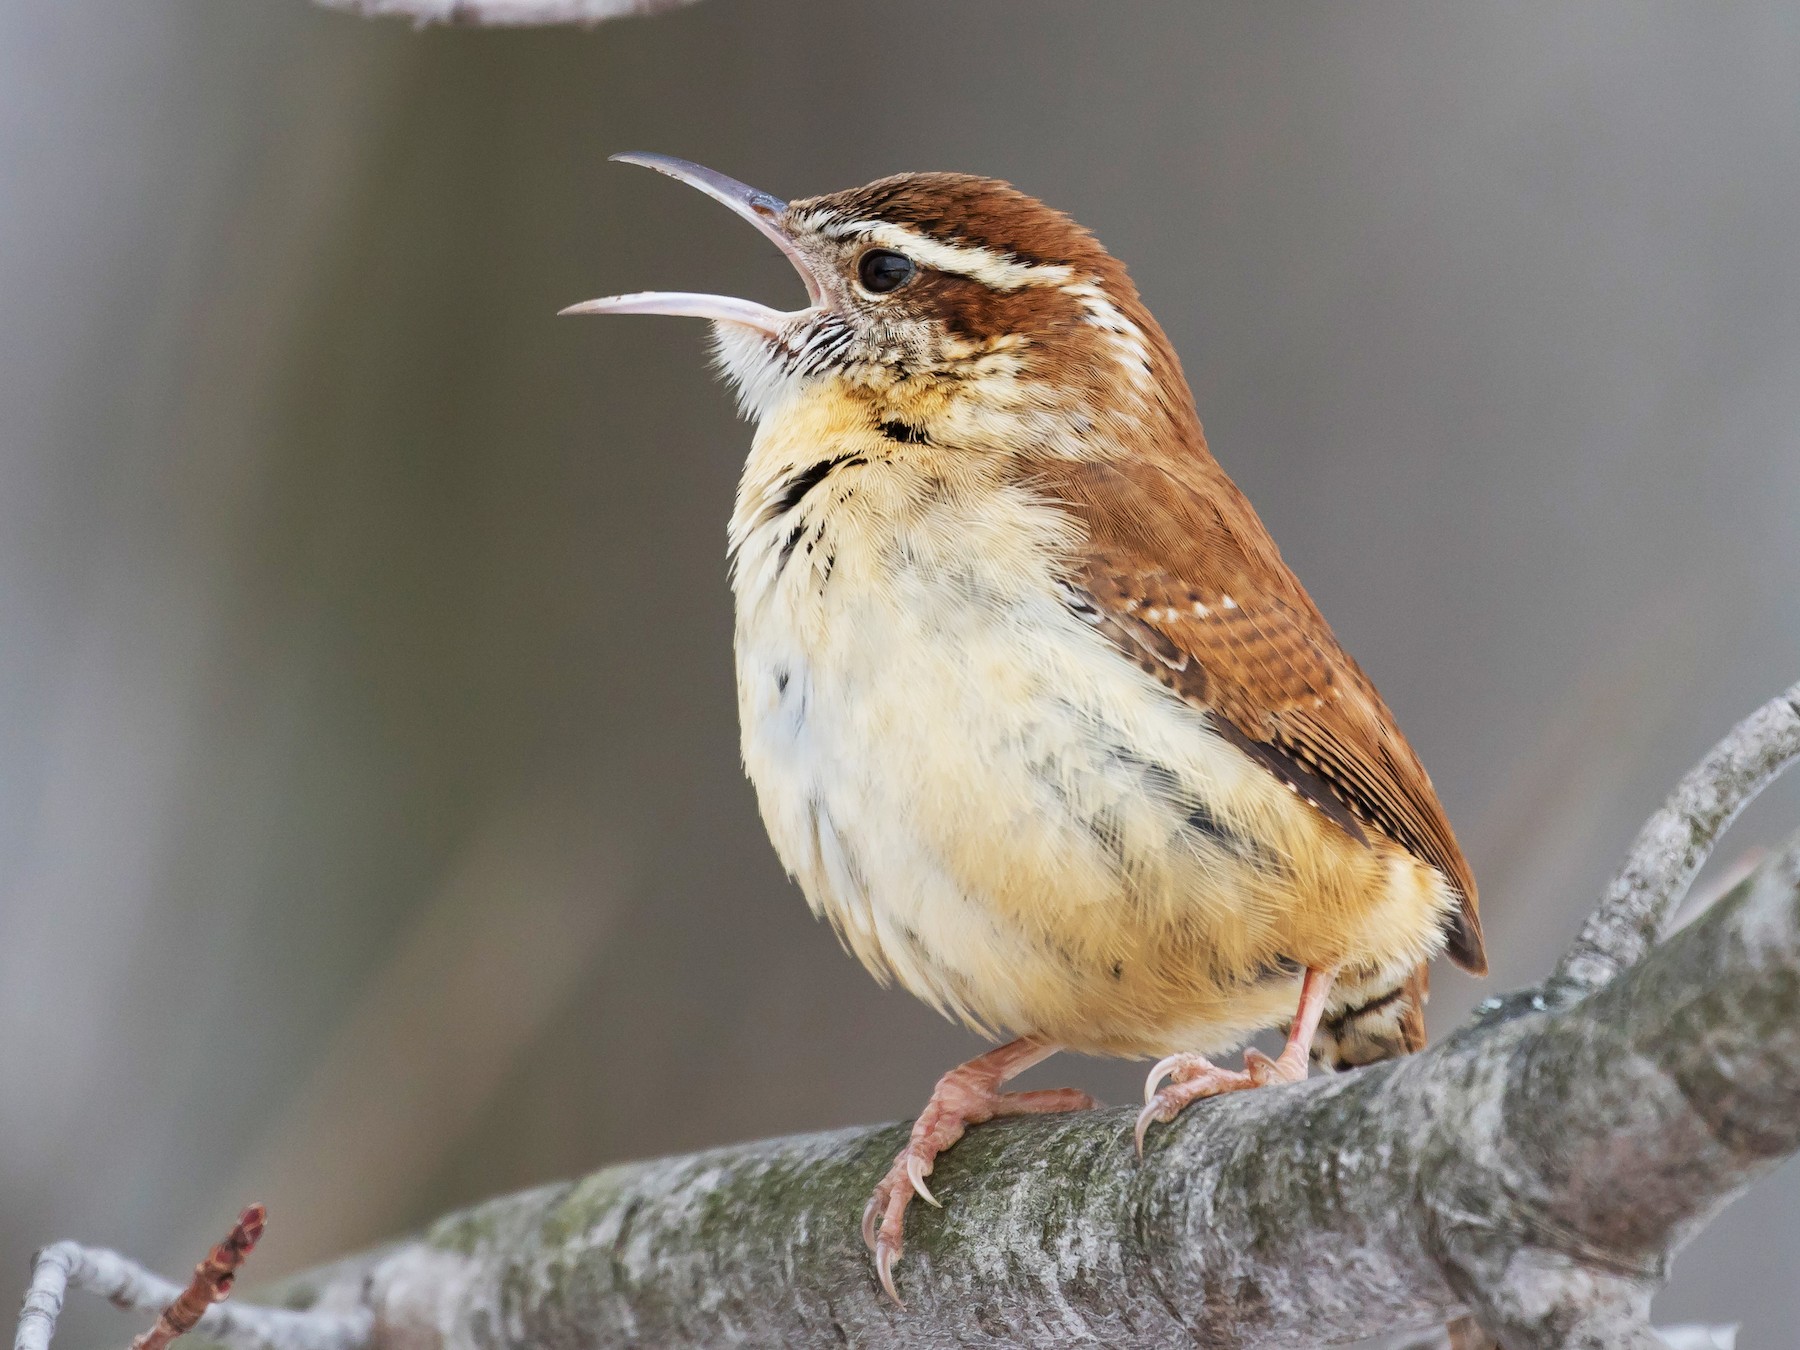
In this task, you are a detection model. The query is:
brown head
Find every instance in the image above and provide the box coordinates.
[565,154,1198,444]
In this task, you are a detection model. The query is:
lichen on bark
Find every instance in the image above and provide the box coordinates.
[248,827,1799,1348]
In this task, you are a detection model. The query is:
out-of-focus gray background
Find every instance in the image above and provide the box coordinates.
[2,1,1796,1341]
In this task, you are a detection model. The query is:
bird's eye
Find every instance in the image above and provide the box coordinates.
[857,249,916,294]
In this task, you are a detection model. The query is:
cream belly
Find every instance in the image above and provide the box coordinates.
[730,417,1454,1059]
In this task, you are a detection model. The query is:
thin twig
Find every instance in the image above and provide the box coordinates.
[1550,678,1800,998]
[14,1243,76,1350]
[312,0,704,27]
[12,1237,370,1350]
[128,1207,265,1350]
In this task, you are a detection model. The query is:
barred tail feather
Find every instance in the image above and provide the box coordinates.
[1311,964,1430,1071]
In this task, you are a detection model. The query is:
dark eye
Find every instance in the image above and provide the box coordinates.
[857,249,916,294]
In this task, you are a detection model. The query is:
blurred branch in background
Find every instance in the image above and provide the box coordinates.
[14,682,1799,1350]
[313,0,704,26]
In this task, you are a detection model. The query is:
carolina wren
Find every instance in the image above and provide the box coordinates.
[566,154,1486,1302]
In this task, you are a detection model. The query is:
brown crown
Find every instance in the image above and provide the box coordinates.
[801,173,1119,276]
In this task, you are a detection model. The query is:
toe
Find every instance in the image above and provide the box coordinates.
[1244,1047,1308,1086]
[873,1183,911,1304]
[860,1057,1097,1299]
[993,1087,1099,1117]
[1142,1052,1189,1104]
[860,1181,887,1253]
[1135,1088,1197,1158]
[865,1148,921,1302]
[1134,1062,1262,1156]
[875,1235,903,1306]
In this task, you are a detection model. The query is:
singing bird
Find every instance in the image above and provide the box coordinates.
[566,154,1485,1301]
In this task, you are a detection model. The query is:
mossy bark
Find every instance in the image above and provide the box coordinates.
[256,838,1800,1348]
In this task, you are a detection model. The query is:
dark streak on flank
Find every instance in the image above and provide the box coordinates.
[879,419,930,445]
[1028,756,1131,879]
[777,522,807,573]
[1084,805,1128,867]
[1032,723,1279,879]
[1103,744,1276,868]
[1183,799,1240,853]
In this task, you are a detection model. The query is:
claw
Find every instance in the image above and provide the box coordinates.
[1133,1099,1163,1158]
[861,1189,882,1252]
[1143,1052,1185,1104]
[876,1238,903,1306]
[905,1152,939,1207]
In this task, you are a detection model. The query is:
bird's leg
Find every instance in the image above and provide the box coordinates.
[862,1036,1097,1303]
[1135,966,1337,1156]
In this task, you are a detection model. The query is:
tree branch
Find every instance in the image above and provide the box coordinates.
[1551,678,1800,998]
[254,833,1800,1347]
[310,0,704,27]
[15,682,1800,1348]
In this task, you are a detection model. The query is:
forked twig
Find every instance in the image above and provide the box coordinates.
[12,1206,368,1350]
[1551,679,1800,998]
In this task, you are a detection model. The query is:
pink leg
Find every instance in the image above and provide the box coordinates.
[1134,967,1337,1156]
[862,1037,1098,1303]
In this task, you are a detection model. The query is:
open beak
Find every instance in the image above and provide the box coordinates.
[559,153,824,337]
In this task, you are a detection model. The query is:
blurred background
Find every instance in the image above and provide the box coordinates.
[2,1,1797,1342]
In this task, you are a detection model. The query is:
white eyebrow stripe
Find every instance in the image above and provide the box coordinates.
[798,212,1075,291]
[1062,280,1155,389]
[787,206,1156,387]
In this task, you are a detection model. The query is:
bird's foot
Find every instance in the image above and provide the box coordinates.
[861,1048,1096,1304]
[1133,1043,1308,1156]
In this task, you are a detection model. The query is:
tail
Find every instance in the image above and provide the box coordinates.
[1309,963,1429,1071]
